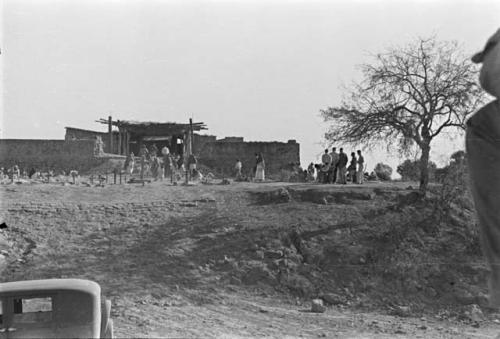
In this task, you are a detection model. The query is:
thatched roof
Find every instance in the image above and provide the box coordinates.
[96,118,207,136]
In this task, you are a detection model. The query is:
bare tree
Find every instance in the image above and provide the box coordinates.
[321,37,484,192]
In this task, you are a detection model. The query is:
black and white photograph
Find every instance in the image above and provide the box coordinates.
[1,0,500,337]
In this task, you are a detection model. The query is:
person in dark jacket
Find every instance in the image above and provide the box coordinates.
[347,152,357,183]
[467,28,500,309]
[336,148,348,184]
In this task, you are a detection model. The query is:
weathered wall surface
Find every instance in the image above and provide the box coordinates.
[193,134,217,154]
[0,139,121,173]
[196,140,300,176]
[65,127,117,154]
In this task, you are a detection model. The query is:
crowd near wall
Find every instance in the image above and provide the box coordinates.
[0,131,300,177]
[196,139,300,176]
[0,139,115,173]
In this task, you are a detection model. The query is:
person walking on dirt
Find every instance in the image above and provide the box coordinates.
[307,162,316,182]
[187,153,198,177]
[321,149,332,167]
[139,144,149,178]
[124,152,135,175]
[150,144,158,157]
[255,153,265,182]
[321,149,332,184]
[330,147,339,184]
[162,149,172,180]
[336,148,348,184]
[467,28,500,310]
[234,159,242,178]
[150,155,161,180]
[348,152,357,183]
[357,150,365,184]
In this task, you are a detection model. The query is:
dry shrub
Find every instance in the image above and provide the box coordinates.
[374,163,393,181]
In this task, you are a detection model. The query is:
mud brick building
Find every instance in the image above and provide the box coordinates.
[194,134,300,176]
[0,117,300,176]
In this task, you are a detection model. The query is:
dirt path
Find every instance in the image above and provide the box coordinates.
[1,181,499,338]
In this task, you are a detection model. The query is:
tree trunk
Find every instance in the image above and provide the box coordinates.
[419,142,431,193]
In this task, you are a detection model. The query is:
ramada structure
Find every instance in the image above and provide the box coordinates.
[1,117,300,176]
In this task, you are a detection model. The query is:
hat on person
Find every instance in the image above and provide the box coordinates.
[472,28,500,63]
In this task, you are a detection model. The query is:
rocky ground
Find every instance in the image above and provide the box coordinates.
[1,179,500,338]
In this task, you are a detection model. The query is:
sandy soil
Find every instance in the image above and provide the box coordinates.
[1,180,499,338]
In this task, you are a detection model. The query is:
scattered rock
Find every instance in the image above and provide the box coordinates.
[311,299,326,313]
[470,304,485,322]
[281,274,314,297]
[475,293,489,308]
[242,263,277,286]
[264,250,283,260]
[267,188,292,203]
[390,305,411,317]
[455,289,476,305]
[151,293,163,300]
[320,293,347,306]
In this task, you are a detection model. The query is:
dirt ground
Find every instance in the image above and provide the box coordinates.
[1,179,500,338]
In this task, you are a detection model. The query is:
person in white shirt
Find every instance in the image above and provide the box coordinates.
[234,159,242,178]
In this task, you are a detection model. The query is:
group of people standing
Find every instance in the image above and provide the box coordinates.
[124,143,199,181]
[314,147,365,184]
[233,152,266,182]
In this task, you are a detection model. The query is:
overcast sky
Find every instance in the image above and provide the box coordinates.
[2,0,500,171]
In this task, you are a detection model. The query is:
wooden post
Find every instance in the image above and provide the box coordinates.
[126,131,130,156]
[184,129,189,185]
[113,170,117,184]
[189,118,194,154]
[140,157,144,179]
[119,171,122,184]
[108,116,113,154]
[118,128,122,155]
[124,130,128,156]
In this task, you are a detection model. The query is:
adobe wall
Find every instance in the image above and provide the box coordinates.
[193,134,217,155]
[0,139,121,173]
[196,140,300,176]
[65,127,117,154]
